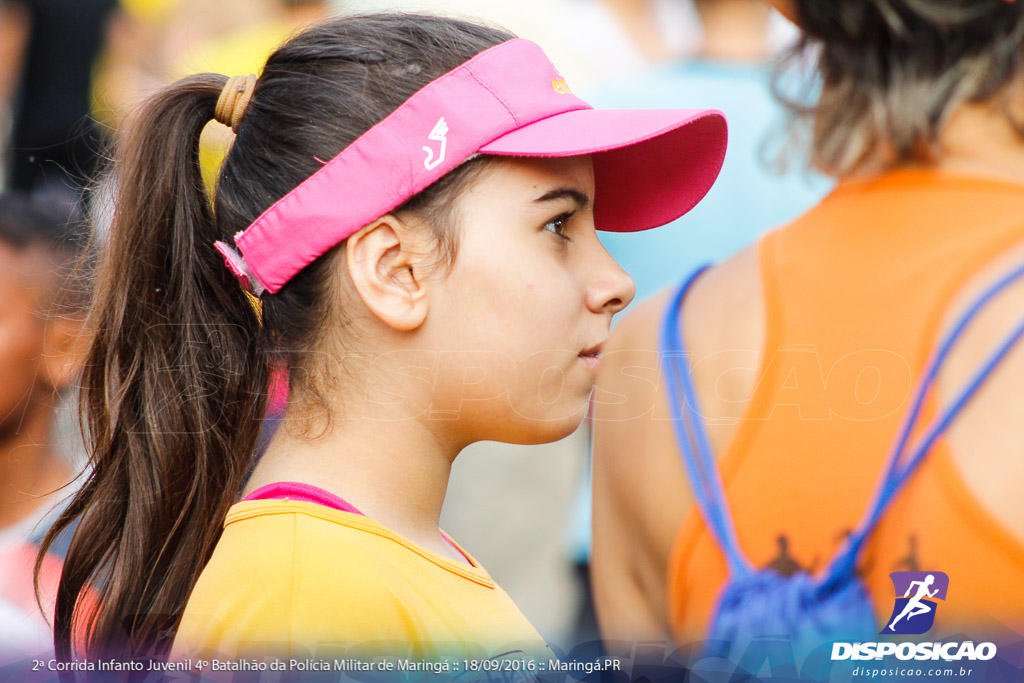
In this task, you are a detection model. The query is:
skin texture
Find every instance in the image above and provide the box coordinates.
[591,71,1024,647]
[0,243,82,530]
[245,155,635,563]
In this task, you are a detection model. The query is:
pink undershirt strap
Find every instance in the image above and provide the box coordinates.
[244,481,364,514]
[241,481,471,564]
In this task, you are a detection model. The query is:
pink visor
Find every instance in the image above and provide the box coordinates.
[215,38,727,295]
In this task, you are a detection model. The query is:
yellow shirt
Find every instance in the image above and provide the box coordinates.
[172,500,548,662]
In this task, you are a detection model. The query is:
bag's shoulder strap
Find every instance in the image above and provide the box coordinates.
[821,259,1024,590]
[659,261,1024,589]
[660,265,752,577]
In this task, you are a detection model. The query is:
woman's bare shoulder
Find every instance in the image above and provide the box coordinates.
[682,246,766,454]
[605,244,763,355]
[940,240,1024,542]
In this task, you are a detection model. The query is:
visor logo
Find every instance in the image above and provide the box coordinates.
[882,571,949,635]
[422,117,448,171]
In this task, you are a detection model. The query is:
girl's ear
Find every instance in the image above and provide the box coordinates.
[345,215,430,331]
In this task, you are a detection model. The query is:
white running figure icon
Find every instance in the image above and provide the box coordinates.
[422,117,448,170]
[888,574,939,631]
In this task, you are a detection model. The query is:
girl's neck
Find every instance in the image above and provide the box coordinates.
[244,404,461,560]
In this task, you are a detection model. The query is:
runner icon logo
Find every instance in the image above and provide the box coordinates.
[882,571,949,635]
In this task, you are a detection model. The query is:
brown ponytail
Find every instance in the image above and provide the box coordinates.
[36,14,515,661]
[38,73,272,660]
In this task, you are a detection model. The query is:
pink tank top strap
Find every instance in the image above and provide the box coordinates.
[242,481,365,515]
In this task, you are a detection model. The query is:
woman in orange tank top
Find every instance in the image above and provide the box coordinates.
[592,0,1024,657]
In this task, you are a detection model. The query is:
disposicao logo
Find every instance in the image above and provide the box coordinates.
[882,571,949,635]
[831,570,998,663]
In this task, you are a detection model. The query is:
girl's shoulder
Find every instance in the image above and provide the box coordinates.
[202,499,426,584]
[173,499,543,660]
[172,500,415,659]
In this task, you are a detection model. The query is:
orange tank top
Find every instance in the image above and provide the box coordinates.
[667,169,1024,641]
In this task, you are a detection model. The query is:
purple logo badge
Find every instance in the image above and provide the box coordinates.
[882,571,949,635]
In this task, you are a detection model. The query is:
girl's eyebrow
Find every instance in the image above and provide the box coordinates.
[533,187,591,209]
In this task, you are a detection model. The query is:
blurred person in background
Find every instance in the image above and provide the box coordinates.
[0,192,88,659]
[89,0,183,135]
[594,0,1024,653]
[82,0,329,243]
[0,0,119,207]
[0,2,29,135]
[90,0,331,189]
[561,0,828,647]
[563,0,702,83]
[170,0,330,185]
[585,0,828,303]
[337,0,589,86]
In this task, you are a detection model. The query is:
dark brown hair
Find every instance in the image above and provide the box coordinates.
[36,13,513,661]
[778,0,1024,176]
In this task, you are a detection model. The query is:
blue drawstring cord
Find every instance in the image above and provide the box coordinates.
[660,264,752,577]
[819,259,1024,593]
[660,260,1024,595]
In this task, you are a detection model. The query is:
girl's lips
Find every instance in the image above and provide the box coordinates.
[579,341,604,371]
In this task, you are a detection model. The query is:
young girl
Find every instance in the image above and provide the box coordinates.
[39,13,726,664]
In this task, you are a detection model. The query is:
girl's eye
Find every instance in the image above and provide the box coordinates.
[543,212,573,240]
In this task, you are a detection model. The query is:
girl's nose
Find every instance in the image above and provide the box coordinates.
[586,243,636,316]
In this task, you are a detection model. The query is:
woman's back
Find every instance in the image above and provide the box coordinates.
[594,168,1024,642]
[592,0,1024,647]
[666,168,1024,639]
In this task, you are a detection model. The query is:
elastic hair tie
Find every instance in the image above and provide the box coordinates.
[214,73,257,132]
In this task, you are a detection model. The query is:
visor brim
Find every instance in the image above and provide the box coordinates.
[479,108,727,232]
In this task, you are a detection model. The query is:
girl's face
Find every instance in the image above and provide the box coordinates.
[0,245,46,435]
[425,155,635,445]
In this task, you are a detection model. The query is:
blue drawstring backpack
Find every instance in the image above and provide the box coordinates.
[660,261,1024,663]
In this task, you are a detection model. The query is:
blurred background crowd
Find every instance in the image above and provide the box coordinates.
[0,0,826,658]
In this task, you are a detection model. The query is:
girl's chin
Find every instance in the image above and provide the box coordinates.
[496,400,591,445]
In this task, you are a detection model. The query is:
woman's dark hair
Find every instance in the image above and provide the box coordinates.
[778,0,1024,176]
[36,13,513,661]
[0,192,77,252]
[0,192,90,313]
